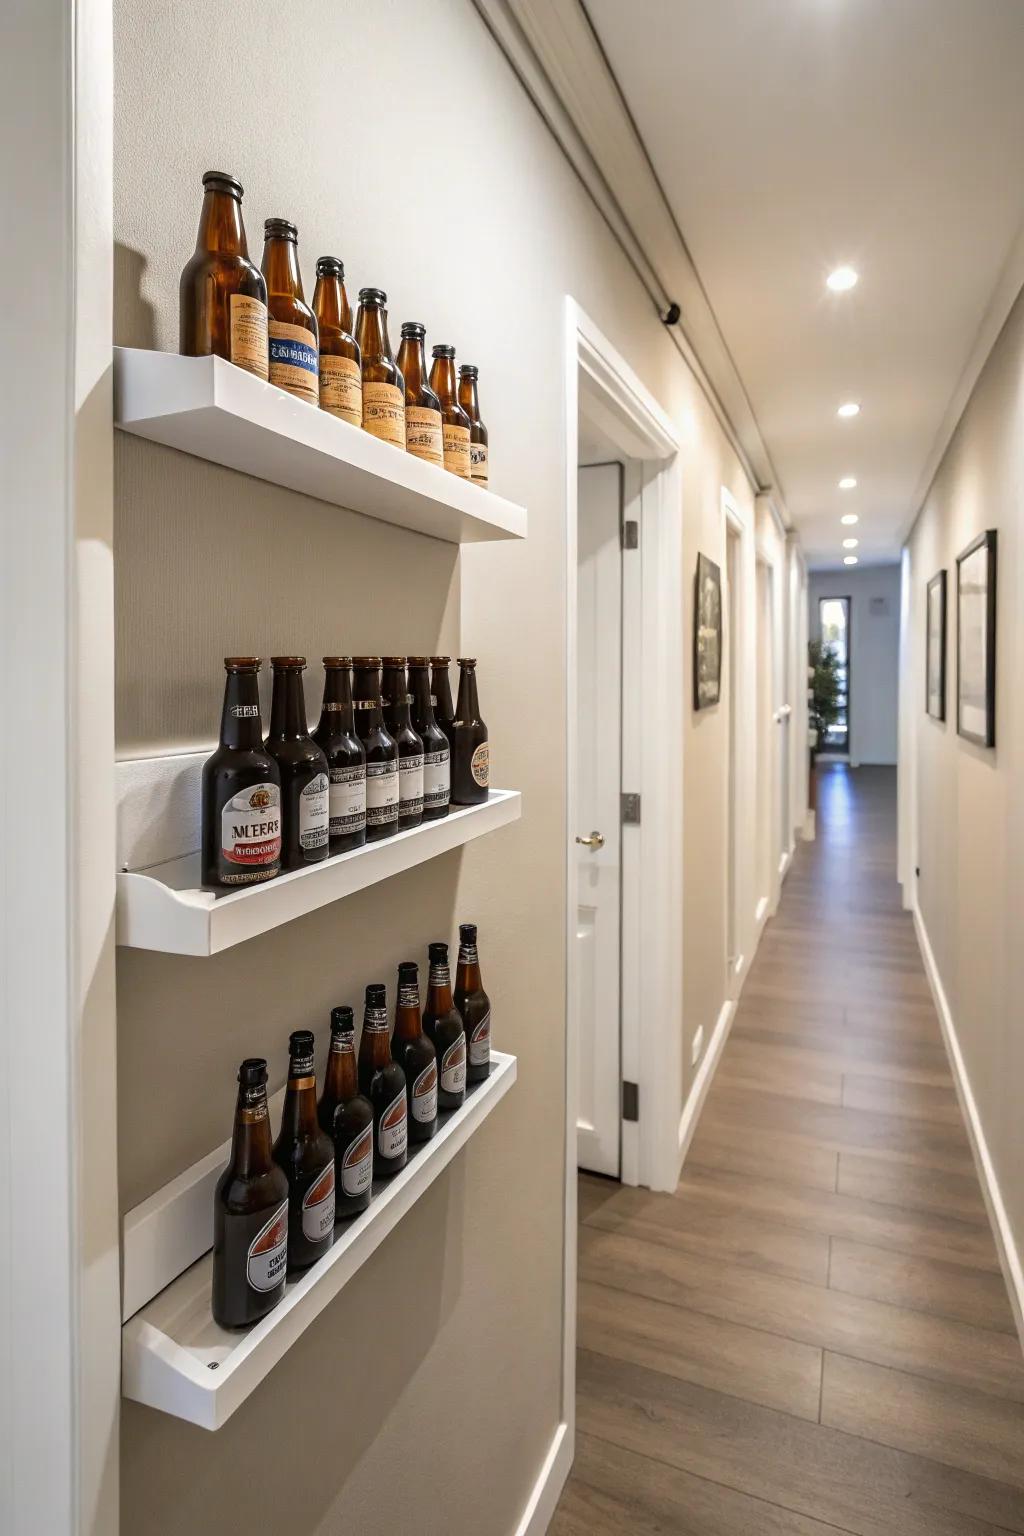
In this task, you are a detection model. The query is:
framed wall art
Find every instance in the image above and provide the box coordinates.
[693,552,722,710]
[925,569,946,721]
[956,529,997,747]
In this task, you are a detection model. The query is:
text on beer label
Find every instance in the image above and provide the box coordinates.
[229,293,269,381]
[440,1034,467,1095]
[378,1089,408,1161]
[412,1060,438,1123]
[229,703,260,718]
[299,771,330,850]
[246,1201,289,1293]
[341,1125,373,1197]
[268,320,319,405]
[221,782,282,867]
[469,1012,491,1067]
[471,742,490,787]
[301,1162,336,1243]
[319,353,362,426]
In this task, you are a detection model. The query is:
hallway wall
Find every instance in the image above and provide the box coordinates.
[904,283,1024,1341]
[809,565,901,765]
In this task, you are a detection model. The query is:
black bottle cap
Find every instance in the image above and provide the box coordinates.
[457,657,477,667]
[264,217,298,241]
[459,923,477,944]
[352,655,382,668]
[430,655,451,665]
[428,942,449,963]
[459,363,479,379]
[407,655,429,667]
[238,1057,267,1086]
[270,655,306,669]
[358,287,387,305]
[331,1005,354,1032]
[401,321,426,339]
[316,255,344,278]
[323,656,352,667]
[365,983,386,1006]
[398,960,418,979]
[431,344,455,359]
[382,656,407,667]
[288,1030,315,1055]
[202,170,243,197]
[224,656,260,672]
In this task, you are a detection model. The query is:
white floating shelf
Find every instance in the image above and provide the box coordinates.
[113,347,526,544]
[122,1051,516,1429]
[117,789,521,955]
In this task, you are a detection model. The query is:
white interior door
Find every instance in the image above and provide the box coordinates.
[576,463,623,1177]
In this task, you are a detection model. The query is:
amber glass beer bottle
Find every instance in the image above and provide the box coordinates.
[351,657,399,841]
[313,657,366,854]
[452,657,489,805]
[455,923,491,1083]
[261,219,319,405]
[429,345,472,479]
[381,658,424,832]
[213,1058,290,1328]
[408,657,450,820]
[358,984,408,1177]
[312,257,362,427]
[423,943,466,1112]
[179,171,269,380]
[318,1005,374,1219]
[396,323,444,467]
[265,658,330,870]
[458,365,489,489]
[202,658,282,888]
[354,288,405,449]
[391,961,438,1143]
[431,656,456,754]
[272,1032,335,1272]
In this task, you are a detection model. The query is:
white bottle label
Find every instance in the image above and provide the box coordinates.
[440,1035,466,1096]
[246,1200,289,1292]
[378,1089,408,1161]
[366,760,399,826]
[329,763,366,834]
[399,753,424,816]
[341,1124,373,1197]
[299,772,329,851]
[469,1012,491,1067]
[471,742,490,788]
[412,1060,438,1123]
[423,747,450,809]
[221,783,282,871]
[301,1162,336,1243]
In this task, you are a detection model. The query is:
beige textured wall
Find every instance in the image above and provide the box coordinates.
[113,0,755,1529]
[906,286,1024,1287]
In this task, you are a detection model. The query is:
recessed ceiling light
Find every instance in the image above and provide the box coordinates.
[837,401,861,418]
[827,266,859,292]
[841,513,859,525]
[843,538,859,549]
[838,476,857,490]
[843,555,859,565]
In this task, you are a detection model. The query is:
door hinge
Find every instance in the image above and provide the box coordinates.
[622,1081,639,1122]
[621,792,641,825]
[621,519,639,550]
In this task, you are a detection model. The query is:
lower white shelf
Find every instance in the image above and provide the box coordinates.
[121,1051,516,1429]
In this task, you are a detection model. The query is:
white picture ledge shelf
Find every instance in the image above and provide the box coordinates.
[121,1051,517,1429]
[117,789,521,955]
[113,347,527,545]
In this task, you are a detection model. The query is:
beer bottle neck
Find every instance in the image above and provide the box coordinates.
[458,376,479,420]
[394,977,422,1040]
[319,668,355,737]
[381,667,410,727]
[324,1029,358,1100]
[408,667,435,725]
[196,189,247,256]
[269,670,308,739]
[397,338,427,395]
[280,1054,319,1140]
[360,1002,392,1066]
[263,237,303,299]
[430,356,457,406]
[455,667,480,722]
[427,962,454,1013]
[313,274,347,333]
[352,667,383,728]
[457,952,482,993]
[356,305,392,363]
[231,1085,274,1178]
[432,666,454,719]
[220,671,264,750]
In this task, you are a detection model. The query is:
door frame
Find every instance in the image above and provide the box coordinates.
[562,295,684,1443]
[721,489,747,997]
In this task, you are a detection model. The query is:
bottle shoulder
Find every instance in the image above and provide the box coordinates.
[265,735,329,773]
[204,743,280,782]
[267,293,317,335]
[215,1162,288,1209]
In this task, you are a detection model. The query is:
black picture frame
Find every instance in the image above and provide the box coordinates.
[956,529,997,748]
[925,569,947,722]
[693,552,722,710]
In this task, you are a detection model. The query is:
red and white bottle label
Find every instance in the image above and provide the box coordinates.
[341,1125,373,1197]
[440,1035,466,1095]
[221,783,282,867]
[469,1012,491,1067]
[412,1060,438,1123]
[301,1162,336,1242]
[378,1089,408,1161]
[246,1200,289,1292]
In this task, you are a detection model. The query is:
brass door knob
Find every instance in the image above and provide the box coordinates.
[575,830,605,850]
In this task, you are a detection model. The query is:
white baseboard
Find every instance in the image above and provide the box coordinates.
[913,903,1024,1354]
[512,1421,572,1536]
[677,997,736,1180]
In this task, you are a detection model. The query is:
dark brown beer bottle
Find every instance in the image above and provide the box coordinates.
[429,345,472,479]
[396,323,444,467]
[423,943,466,1112]
[265,658,330,870]
[381,658,424,832]
[179,171,269,380]
[431,656,456,755]
[351,658,399,841]
[312,257,362,428]
[354,288,405,449]
[313,658,366,854]
[272,1032,336,1272]
[358,984,408,1177]
[391,962,438,1143]
[458,365,489,489]
[455,923,491,1084]
[408,657,450,820]
[319,1005,374,1219]
[261,219,319,406]
[202,658,282,888]
[212,1058,289,1329]
[452,658,489,805]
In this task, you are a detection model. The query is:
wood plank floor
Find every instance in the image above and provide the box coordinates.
[552,765,1024,1535]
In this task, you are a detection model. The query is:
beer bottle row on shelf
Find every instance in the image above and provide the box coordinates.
[212,930,492,1329]
[179,171,489,487]
[202,654,489,889]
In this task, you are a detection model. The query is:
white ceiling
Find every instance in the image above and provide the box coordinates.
[586,0,1024,569]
